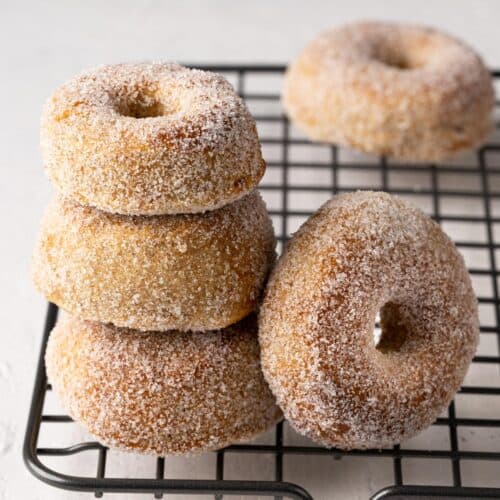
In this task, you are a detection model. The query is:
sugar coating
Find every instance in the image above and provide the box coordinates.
[46,314,282,455]
[283,21,494,161]
[259,191,479,449]
[33,191,275,331]
[41,63,265,215]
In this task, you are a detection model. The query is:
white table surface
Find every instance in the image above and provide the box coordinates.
[2,1,500,499]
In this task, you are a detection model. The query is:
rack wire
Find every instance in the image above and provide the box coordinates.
[24,65,500,499]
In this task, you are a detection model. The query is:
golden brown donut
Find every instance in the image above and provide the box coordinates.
[46,314,282,455]
[41,63,265,215]
[259,191,479,449]
[33,191,275,331]
[283,22,494,161]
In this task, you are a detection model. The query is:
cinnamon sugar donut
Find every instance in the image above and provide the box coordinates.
[33,191,275,331]
[283,22,494,161]
[46,314,282,455]
[259,191,479,449]
[41,63,265,215]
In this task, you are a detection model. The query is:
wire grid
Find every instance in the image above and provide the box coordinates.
[24,65,500,500]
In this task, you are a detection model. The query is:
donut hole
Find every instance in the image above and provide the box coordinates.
[117,91,180,119]
[121,101,165,118]
[374,302,409,353]
[372,44,424,70]
[375,52,420,70]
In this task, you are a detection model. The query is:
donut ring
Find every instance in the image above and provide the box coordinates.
[41,63,265,215]
[283,22,494,161]
[259,191,479,449]
[46,314,282,455]
[33,191,275,331]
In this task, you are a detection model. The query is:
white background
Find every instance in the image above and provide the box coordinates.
[2,1,500,499]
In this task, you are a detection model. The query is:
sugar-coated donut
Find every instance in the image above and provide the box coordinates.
[283,22,494,161]
[46,314,282,455]
[33,191,275,331]
[259,191,479,449]
[41,63,265,215]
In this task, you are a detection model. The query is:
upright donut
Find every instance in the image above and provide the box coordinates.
[41,63,265,215]
[46,315,282,455]
[283,22,494,161]
[259,191,479,449]
[33,191,275,331]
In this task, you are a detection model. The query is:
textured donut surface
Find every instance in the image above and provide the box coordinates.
[283,22,494,161]
[33,191,275,331]
[41,63,265,215]
[46,314,282,455]
[259,191,479,449]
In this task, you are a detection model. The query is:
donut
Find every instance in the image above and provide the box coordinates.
[46,314,282,455]
[41,63,265,215]
[283,22,494,161]
[259,191,479,449]
[33,191,275,331]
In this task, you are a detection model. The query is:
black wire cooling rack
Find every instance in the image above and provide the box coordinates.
[24,65,500,499]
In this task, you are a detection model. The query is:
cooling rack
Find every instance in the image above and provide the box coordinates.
[24,65,500,499]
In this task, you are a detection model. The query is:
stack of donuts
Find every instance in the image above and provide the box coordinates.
[33,63,282,455]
